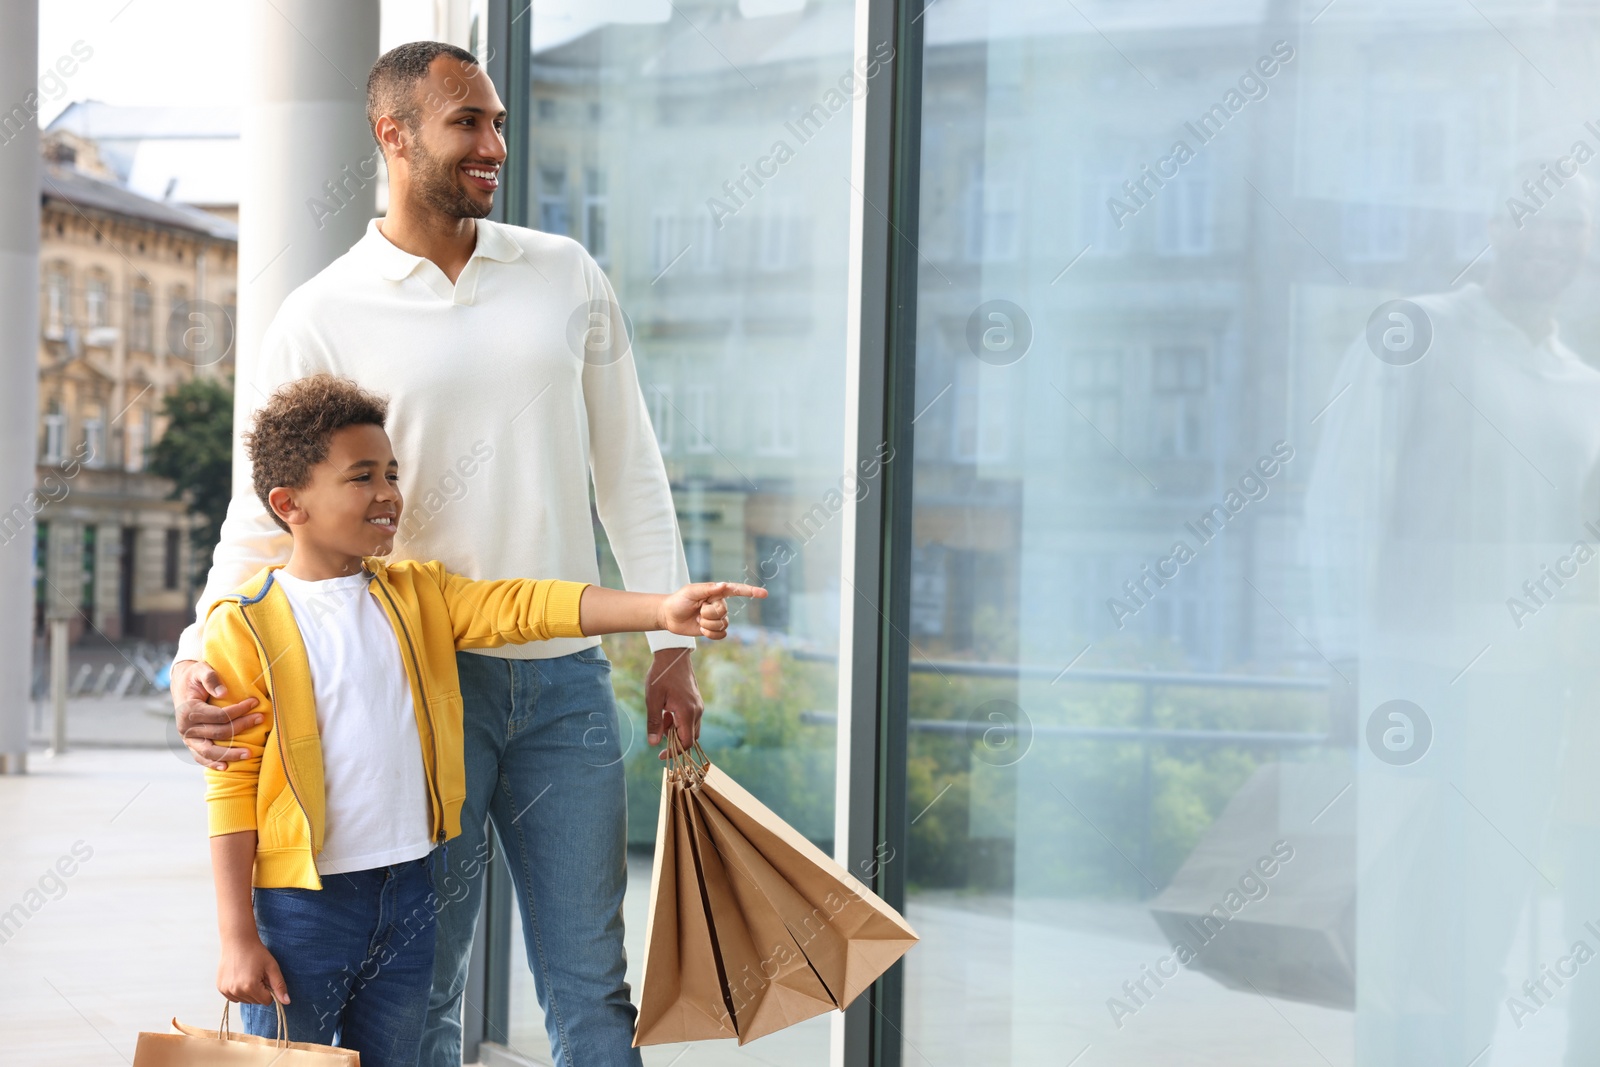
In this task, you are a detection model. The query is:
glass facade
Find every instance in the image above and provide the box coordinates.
[500,2,860,1063]
[897,2,1600,1066]
[479,1,1600,1063]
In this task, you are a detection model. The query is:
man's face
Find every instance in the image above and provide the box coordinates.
[274,424,404,560]
[1488,209,1592,302]
[402,56,507,220]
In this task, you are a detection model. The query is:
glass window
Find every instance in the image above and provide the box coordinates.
[166,285,191,359]
[537,164,571,235]
[129,284,153,352]
[898,4,1600,1065]
[42,400,65,465]
[504,3,859,1062]
[44,268,70,338]
[85,276,108,329]
[82,411,104,469]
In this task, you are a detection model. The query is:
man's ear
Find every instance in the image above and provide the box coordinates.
[267,486,305,528]
[374,115,407,163]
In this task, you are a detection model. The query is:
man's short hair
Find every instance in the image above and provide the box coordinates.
[366,40,481,149]
[245,375,389,533]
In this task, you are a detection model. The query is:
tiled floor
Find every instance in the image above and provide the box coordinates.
[0,735,1574,1065]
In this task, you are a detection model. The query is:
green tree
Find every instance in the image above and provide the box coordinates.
[147,376,233,576]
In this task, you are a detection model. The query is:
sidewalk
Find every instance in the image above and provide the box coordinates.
[0,747,217,1063]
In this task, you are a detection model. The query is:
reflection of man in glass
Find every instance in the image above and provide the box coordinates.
[1307,161,1600,1064]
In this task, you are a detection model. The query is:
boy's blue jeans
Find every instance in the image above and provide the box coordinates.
[421,646,642,1067]
[243,854,438,1067]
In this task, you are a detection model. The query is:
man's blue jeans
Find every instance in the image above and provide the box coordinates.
[421,646,642,1067]
[243,855,437,1067]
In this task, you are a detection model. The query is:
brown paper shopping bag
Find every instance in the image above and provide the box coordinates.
[694,762,918,1008]
[634,779,739,1045]
[634,739,918,1047]
[134,1001,359,1065]
[693,792,840,1042]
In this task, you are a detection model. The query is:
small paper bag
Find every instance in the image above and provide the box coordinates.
[134,1001,358,1065]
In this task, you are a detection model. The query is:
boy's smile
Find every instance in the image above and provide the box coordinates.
[268,423,405,580]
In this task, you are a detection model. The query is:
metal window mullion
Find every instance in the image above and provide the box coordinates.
[470,3,532,1062]
[834,0,924,1065]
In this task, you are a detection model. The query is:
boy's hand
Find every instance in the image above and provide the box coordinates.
[218,936,290,1006]
[659,582,767,639]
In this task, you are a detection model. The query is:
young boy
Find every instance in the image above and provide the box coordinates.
[203,374,762,1065]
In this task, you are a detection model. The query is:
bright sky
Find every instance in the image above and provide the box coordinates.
[34,0,442,127]
[35,0,807,127]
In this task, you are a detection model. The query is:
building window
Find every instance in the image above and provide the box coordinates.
[909,543,948,637]
[1156,152,1211,256]
[1150,346,1208,458]
[167,285,192,359]
[125,406,151,472]
[684,383,715,454]
[583,167,608,263]
[694,212,722,273]
[538,165,570,235]
[965,161,1019,263]
[652,210,684,277]
[85,276,109,328]
[129,285,153,351]
[952,358,1011,464]
[1081,155,1132,255]
[757,202,794,272]
[83,412,105,468]
[42,401,65,464]
[683,538,712,583]
[752,384,798,456]
[81,524,97,614]
[163,528,181,590]
[1065,348,1123,456]
[753,535,796,631]
[44,269,70,339]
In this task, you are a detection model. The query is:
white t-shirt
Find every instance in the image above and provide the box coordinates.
[272,568,434,876]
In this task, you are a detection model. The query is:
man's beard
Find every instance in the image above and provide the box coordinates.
[411,131,492,220]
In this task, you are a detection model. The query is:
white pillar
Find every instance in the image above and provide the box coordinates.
[234,0,380,492]
[0,0,42,774]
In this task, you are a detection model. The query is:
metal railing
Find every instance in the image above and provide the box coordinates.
[796,657,1335,892]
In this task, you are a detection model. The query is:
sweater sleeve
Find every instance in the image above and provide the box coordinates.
[173,306,321,666]
[577,252,697,653]
[429,562,590,649]
[200,603,276,837]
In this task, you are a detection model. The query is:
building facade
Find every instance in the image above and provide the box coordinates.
[26,127,236,643]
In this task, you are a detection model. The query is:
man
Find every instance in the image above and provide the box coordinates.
[1306,162,1600,1064]
[172,40,698,1067]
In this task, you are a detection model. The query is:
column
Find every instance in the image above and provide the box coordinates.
[234,0,380,492]
[0,0,41,774]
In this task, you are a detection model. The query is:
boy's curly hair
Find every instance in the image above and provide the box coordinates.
[245,375,390,533]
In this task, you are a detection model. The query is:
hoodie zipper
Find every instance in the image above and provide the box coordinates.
[374,577,447,843]
[236,601,316,855]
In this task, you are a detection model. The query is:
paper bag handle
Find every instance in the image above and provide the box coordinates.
[664,733,711,783]
[218,998,289,1049]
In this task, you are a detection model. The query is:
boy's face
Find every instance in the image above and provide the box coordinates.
[270,424,403,560]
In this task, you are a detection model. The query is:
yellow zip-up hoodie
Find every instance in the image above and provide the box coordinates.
[201,557,589,890]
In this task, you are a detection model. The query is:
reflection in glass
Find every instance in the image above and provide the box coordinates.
[505,2,856,1062]
[903,3,1600,1065]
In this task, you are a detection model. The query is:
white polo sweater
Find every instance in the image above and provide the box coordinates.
[175,216,693,663]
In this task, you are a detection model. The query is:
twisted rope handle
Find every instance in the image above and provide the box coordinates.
[664,732,711,784]
[217,999,289,1049]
